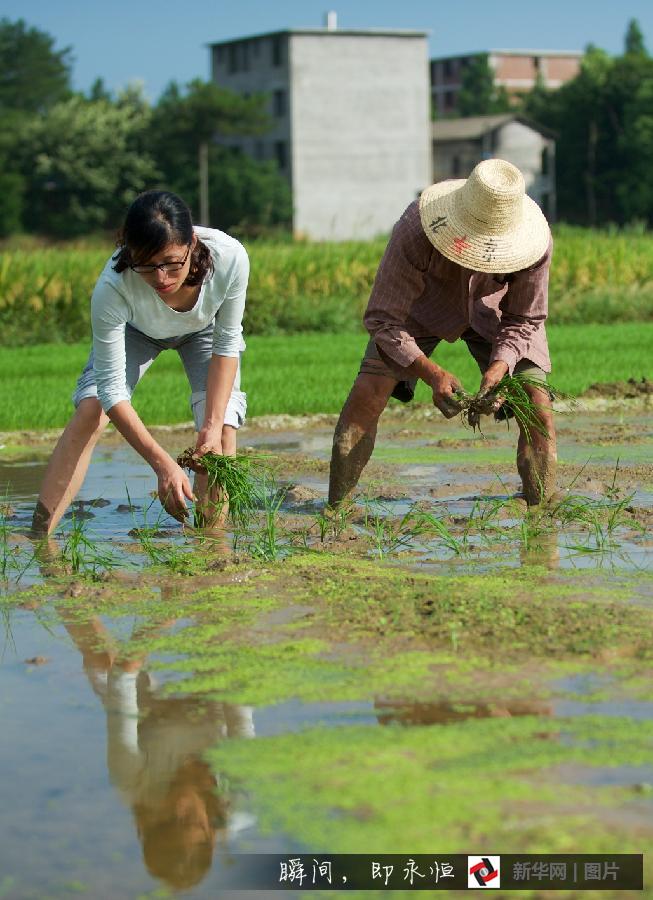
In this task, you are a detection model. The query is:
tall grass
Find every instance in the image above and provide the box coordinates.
[1,225,652,345]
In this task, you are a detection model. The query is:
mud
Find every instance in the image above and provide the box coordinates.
[0,402,652,896]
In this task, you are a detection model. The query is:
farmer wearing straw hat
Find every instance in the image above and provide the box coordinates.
[328,158,556,508]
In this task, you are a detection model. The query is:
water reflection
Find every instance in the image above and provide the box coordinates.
[375,697,553,726]
[62,614,255,892]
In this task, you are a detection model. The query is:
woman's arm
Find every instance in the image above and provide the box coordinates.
[107,400,194,520]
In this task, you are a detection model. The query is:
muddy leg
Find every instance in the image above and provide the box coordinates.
[32,398,110,535]
[516,385,557,506]
[328,374,396,507]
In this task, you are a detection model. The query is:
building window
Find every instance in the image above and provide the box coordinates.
[443,59,453,78]
[214,47,223,65]
[444,90,455,110]
[272,35,283,66]
[541,146,550,176]
[274,140,287,169]
[273,89,286,117]
[228,44,238,74]
[255,141,266,161]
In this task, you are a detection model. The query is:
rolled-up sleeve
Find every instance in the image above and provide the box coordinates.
[212,244,249,357]
[363,203,433,369]
[90,282,130,412]
[490,238,553,374]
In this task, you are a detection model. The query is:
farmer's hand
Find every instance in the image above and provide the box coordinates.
[477,361,510,412]
[429,366,464,419]
[154,457,195,521]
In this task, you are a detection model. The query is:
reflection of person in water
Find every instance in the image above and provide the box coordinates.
[63,615,255,891]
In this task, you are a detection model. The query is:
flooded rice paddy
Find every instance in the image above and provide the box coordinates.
[1,401,652,898]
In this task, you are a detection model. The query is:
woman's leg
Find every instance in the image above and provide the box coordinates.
[32,398,110,535]
[177,326,246,529]
[192,424,237,529]
[32,328,163,535]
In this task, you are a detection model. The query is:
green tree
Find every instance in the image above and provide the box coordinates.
[22,93,159,236]
[457,54,511,116]
[624,18,647,56]
[0,18,73,233]
[522,31,653,226]
[150,79,290,231]
[0,18,72,113]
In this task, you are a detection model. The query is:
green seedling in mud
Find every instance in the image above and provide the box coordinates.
[177,448,266,531]
[248,479,288,561]
[313,500,355,543]
[125,488,193,573]
[454,373,573,442]
[60,511,118,578]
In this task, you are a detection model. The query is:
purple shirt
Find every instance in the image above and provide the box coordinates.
[364,200,552,374]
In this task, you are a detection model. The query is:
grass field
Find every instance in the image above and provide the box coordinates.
[0,322,650,430]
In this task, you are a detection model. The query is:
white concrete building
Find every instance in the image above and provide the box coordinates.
[210,23,431,240]
[432,115,557,220]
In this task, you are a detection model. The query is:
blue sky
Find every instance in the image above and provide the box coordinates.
[2,0,652,101]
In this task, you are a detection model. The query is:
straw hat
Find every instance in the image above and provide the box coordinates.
[419,158,551,274]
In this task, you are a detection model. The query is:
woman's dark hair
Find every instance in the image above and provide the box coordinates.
[112,190,213,286]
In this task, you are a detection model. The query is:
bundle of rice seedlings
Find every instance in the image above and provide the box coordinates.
[454,374,571,442]
[176,448,266,529]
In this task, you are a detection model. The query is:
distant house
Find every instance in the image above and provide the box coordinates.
[210,20,431,240]
[432,114,557,220]
[431,50,582,117]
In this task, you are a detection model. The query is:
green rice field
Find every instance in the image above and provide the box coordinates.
[0,322,651,430]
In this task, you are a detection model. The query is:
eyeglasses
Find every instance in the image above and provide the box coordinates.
[130,244,191,274]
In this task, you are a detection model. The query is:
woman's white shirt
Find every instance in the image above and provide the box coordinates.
[90,226,249,412]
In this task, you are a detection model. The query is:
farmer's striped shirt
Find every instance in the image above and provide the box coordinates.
[364,200,552,375]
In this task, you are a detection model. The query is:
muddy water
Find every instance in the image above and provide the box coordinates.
[1,406,652,897]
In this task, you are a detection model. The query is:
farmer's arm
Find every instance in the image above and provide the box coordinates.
[487,239,552,390]
[195,244,249,454]
[364,203,433,370]
[91,285,193,519]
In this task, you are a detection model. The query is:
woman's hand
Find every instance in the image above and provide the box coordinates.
[195,424,223,457]
[154,456,195,521]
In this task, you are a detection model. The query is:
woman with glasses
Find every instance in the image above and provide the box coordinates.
[32,190,249,534]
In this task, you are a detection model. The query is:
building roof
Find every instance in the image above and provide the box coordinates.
[431,48,583,61]
[432,114,556,141]
[209,28,428,47]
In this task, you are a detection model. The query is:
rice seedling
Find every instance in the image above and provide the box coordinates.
[177,448,266,531]
[125,488,193,573]
[60,511,119,579]
[454,374,572,442]
[313,500,355,543]
[248,479,288,562]
[407,509,465,556]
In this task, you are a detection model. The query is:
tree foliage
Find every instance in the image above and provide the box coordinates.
[151,79,291,232]
[457,54,511,117]
[523,21,653,226]
[0,18,72,113]
[21,92,159,236]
